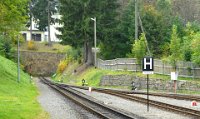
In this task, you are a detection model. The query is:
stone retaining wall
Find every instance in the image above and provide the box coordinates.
[20,51,65,76]
[100,75,200,91]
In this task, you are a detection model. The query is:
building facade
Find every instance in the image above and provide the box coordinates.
[21,14,62,42]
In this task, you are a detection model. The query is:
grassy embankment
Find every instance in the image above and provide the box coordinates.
[53,62,200,94]
[20,41,71,53]
[0,56,48,119]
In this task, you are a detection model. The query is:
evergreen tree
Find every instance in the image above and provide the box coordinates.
[58,0,120,63]
[31,0,58,31]
[141,5,170,58]
[119,0,135,57]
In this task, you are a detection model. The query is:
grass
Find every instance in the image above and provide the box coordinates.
[0,56,48,119]
[53,61,200,95]
[54,63,133,87]
[20,41,71,53]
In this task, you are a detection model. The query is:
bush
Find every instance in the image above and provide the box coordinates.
[0,35,14,59]
[57,60,68,74]
[27,40,37,50]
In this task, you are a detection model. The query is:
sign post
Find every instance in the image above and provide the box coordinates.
[171,72,178,93]
[142,57,154,112]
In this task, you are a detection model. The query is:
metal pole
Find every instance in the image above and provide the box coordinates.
[29,1,32,41]
[147,74,149,112]
[17,36,20,83]
[48,0,51,45]
[94,17,97,68]
[135,0,138,40]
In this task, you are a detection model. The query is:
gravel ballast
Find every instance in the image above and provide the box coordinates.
[35,78,99,119]
[74,88,194,119]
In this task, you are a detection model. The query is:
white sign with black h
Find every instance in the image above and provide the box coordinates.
[142,57,154,74]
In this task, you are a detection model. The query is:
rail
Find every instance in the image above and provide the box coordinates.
[41,77,144,119]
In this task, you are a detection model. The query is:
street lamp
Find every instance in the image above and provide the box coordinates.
[91,17,97,68]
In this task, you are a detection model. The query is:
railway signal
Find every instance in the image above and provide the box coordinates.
[142,57,154,112]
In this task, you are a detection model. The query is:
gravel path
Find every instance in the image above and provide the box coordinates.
[129,94,200,111]
[74,88,195,119]
[35,78,99,119]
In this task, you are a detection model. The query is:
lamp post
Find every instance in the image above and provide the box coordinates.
[91,17,97,67]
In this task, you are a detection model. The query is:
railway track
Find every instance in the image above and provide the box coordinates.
[50,79,200,118]
[57,82,200,102]
[40,77,144,119]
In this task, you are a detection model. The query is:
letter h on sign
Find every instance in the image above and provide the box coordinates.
[142,57,154,74]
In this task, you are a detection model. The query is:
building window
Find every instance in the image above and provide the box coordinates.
[32,34,41,41]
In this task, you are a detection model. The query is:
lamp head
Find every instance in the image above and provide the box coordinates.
[91,17,96,21]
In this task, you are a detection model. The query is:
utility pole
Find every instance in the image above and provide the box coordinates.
[17,36,20,83]
[48,0,51,45]
[29,1,32,41]
[135,0,138,40]
[135,0,139,75]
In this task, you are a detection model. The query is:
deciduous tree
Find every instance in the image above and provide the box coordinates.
[169,25,181,70]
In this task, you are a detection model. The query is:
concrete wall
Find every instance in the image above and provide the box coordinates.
[20,51,65,76]
[100,75,200,91]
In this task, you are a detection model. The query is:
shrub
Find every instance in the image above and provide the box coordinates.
[57,60,68,74]
[0,35,14,59]
[27,40,37,50]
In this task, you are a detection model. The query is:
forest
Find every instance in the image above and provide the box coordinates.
[0,0,200,66]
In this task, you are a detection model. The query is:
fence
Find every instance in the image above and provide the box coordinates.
[97,58,200,78]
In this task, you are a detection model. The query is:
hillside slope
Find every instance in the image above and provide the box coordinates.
[0,56,48,119]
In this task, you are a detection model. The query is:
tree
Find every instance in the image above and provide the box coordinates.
[58,0,120,64]
[0,0,28,38]
[31,0,58,31]
[169,25,181,70]
[181,22,195,61]
[141,4,174,58]
[132,33,146,64]
[191,33,200,65]
[119,0,135,58]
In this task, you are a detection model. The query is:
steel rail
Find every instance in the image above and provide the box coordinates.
[57,83,200,102]
[41,77,144,119]
[55,82,200,118]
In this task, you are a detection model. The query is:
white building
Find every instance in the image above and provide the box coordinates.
[21,14,63,42]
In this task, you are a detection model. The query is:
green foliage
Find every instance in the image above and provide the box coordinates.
[141,4,171,58]
[169,25,181,69]
[181,23,194,61]
[120,0,135,58]
[31,0,58,31]
[132,33,146,64]
[0,35,15,59]
[0,0,28,36]
[59,0,120,60]
[0,55,48,119]
[191,33,200,65]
